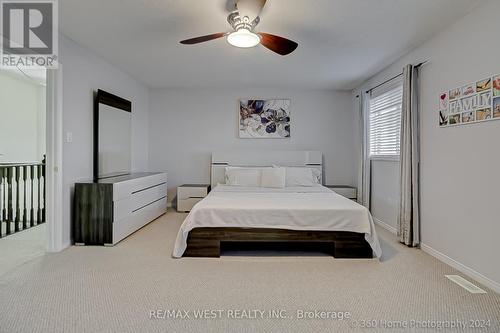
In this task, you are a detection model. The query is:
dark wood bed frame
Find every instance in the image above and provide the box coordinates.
[189,152,373,259]
[183,228,373,258]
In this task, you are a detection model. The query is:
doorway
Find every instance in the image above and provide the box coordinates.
[0,65,63,275]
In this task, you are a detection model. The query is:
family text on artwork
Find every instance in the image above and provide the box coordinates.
[439,74,500,127]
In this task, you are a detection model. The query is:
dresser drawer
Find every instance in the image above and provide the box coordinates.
[112,197,167,245]
[113,173,167,201]
[178,197,203,212]
[328,186,357,199]
[114,183,167,221]
[131,182,167,211]
[178,186,208,200]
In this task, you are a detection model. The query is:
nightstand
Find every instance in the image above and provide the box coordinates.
[177,184,211,212]
[326,185,357,200]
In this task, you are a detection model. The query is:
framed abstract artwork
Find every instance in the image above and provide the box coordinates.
[239,99,291,138]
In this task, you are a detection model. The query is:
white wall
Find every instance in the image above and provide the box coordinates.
[148,88,356,201]
[0,71,46,163]
[354,0,500,287]
[59,35,149,246]
[370,160,399,230]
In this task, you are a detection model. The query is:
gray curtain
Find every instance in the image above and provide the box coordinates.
[357,91,371,209]
[398,64,420,246]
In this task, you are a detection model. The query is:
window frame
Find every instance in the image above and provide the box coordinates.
[367,81,403,162]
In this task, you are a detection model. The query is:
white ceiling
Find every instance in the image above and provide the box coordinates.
[60,0,482,89]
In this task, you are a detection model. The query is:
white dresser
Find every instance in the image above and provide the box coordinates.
[74,172,167,245]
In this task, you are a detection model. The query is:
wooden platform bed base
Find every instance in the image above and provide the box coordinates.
[183,227,373,258]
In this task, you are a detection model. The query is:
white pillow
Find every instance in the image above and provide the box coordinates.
[261,167,286,188]
[284,167,316,187]
[225,167,261,186]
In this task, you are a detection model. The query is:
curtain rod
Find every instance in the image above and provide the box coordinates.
[362,60,429,95]
[365,72,403,95]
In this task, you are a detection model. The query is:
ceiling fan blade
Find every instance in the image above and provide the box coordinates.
[258,33,298,56]
[180,33,227,45]
[236,0,267,20]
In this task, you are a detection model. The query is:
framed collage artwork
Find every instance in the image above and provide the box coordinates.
[439,74,500,127]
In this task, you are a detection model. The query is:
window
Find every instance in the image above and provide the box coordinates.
[369,84,403,158]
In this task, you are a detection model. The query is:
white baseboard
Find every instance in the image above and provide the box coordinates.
[421,243,500,294]
[60,241,71,251]
[372,217,500,293]
[373,218,397,234]
[48,240,71,253]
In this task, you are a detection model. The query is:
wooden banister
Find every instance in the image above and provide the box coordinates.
[0,159,46,237]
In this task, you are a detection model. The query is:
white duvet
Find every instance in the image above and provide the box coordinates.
[172,185,382,258]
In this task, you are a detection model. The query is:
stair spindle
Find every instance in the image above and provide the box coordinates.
[15,166,20,232]
[41,163,45,223]
[37,164,42,225]
[0,167,4,237]
[7,167,13,235]
[22,165,27,230]
[30,165,35,227]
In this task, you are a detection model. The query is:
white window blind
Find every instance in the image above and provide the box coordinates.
[369,84,403,158]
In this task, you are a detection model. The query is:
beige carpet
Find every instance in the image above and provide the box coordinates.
[0,224,46,277]
[0,211,499,333]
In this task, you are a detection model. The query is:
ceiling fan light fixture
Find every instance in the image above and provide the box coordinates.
[227,29,260,48]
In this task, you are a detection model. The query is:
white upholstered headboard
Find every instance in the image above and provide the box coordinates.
[211,151,323,188]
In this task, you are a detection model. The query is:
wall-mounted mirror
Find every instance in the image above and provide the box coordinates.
[94,89,132,181]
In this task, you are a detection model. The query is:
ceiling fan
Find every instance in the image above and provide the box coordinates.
[180,0,298,56]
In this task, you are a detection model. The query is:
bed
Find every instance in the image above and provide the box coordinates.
[172,151,382,259]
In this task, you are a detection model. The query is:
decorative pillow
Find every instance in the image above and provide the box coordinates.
[284,167,316,187]
[261,167,286,188]
[225,167,261,186]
